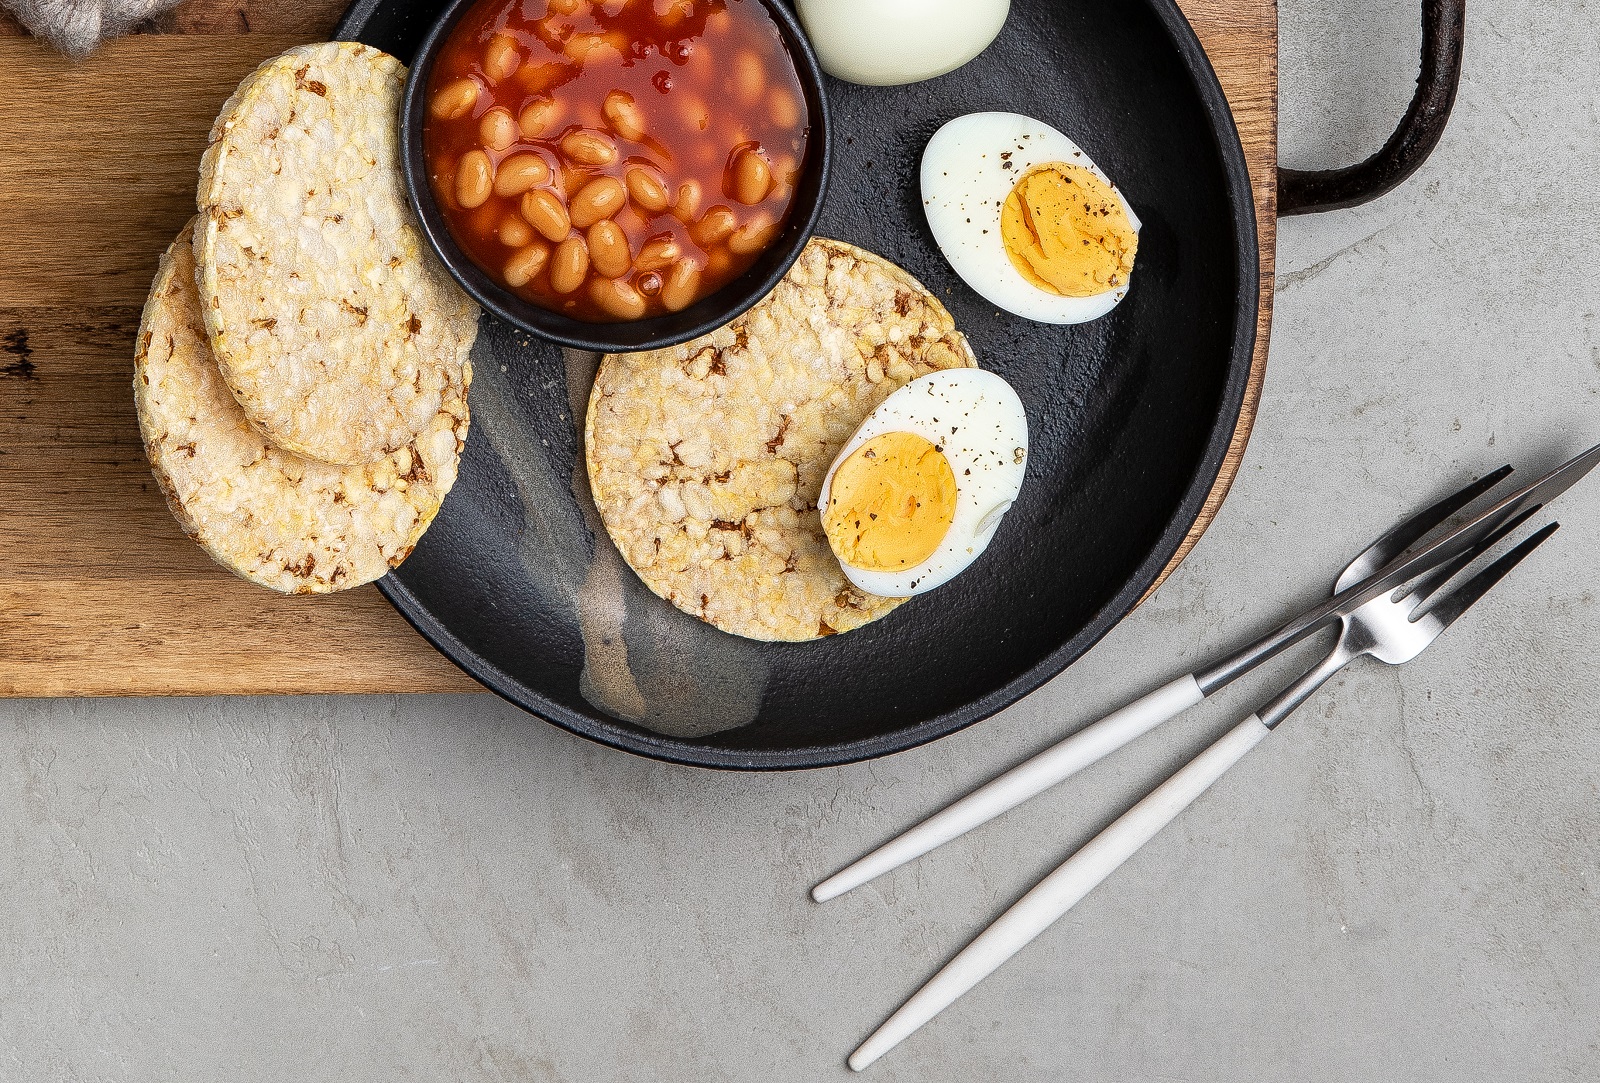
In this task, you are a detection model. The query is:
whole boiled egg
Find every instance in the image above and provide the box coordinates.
[922,112,1140,324]
[795,0,1011,87]
[819,369,1028,597]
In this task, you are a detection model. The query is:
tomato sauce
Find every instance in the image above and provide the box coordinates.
[424,0,811,323]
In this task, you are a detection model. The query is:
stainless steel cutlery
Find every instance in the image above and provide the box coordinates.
[817,442,1600,1069]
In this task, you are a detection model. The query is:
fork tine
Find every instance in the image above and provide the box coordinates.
[1339,465,1514,588]
[1392,464,1514,547]
[1422,522,1560,630]
[1402,504,1542,608]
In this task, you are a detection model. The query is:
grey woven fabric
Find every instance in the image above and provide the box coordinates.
[3,0,184,58]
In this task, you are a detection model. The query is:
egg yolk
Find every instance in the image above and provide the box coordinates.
[822,431,958,572]
[1000,163,1138,297]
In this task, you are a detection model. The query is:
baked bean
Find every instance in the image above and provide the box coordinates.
[682,34,715,81]
[730,147,772,205]
[521,100,566,140]
[548,0,584,13]
[518,97,563,138]
[569,176,626,228]
[467,203,496,236]
[588,220,633,278]
[635,235,681,272]
[672,180,703,222]
[478,106,518,152]
[503,242,550,287]
[767,152,798,202]
[498,213,535,248]
[549,235,591,294]
[603,90,647,141]
[521,189,572,242]
[434,154,459,194]
[656,0,692,26]
[467,202,500,237]
[733,49,764,104]
[691,137,720,169]
[493,153,552,197]
[561,129,619,167]
[705,247,734,280]
[562,32,601,60]
[515,62,565,94]
[625,167,670,214]
[484,34,521,82]
[692,206,737,248]
[431,77,480,120]
[728,216,777,255]
[660,258,702,313]
[590,276,648,320]
[769,89,800,128]
[455,150,494,209]
[679,95,711,132]
[565,32,626,64]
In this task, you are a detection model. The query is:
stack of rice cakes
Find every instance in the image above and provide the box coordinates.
[135,43,479,594]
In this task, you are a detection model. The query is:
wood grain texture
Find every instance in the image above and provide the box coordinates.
[1151,0,1277,601]
[0,1,1273,696]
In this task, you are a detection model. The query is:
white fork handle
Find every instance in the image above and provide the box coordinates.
[847,714,1270,1071]
[813,675,1205,903]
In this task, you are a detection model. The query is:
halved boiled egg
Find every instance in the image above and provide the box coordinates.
[819,369,1028,597]
[922,112,1140,324]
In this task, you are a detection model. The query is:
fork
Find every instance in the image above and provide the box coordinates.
[813,465,1515,904]
[845,518,1561,1070]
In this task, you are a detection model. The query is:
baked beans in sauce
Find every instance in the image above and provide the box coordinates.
[425,0,811,323]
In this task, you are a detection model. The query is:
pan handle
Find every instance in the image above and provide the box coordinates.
[1278,0,1466,215]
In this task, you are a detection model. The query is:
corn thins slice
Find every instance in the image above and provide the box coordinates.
[195,41,478,466]
[585,238,977,641]
[135,220,469,593]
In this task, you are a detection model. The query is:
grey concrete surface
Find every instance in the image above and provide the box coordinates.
[5,1,1599,1079]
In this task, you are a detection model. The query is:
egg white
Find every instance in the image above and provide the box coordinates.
[819,369,1029,597]
[921,111,1141,324]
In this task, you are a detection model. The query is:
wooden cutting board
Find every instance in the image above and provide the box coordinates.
[0,0,1275,697]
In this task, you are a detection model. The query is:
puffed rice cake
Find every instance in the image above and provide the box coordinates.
[194,41,478,466]
[135,219,470,594]
[586,238,978,642]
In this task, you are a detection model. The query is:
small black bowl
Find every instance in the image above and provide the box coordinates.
[399,0,832,353]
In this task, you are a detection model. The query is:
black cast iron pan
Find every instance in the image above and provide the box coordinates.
[333,0,1463,769]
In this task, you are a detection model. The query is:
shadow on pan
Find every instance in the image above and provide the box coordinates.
[335,0,1258,769]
